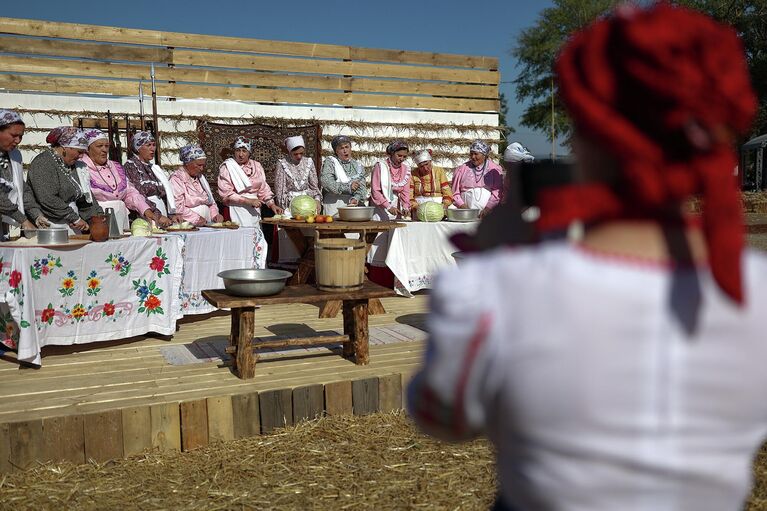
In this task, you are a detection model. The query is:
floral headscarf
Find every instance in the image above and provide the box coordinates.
[232,136,252,152]
[132,130,155,151]
[0,109,23,129]
[331,135,352,153]
[470,140,491,156]
[386,140,409,155]
[57,128,88,150]
[179,144,206,164]
[83,128,108,147]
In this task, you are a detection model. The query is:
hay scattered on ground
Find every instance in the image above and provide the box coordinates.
[0,412,496,511]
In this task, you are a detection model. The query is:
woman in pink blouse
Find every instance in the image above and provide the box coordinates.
[451,140,503,218]
[218,136,283,226]
[370,140,411,220]
[81,129,162,230]
[169,144,224,226]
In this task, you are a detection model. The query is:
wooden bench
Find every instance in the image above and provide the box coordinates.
[202,281,396,379]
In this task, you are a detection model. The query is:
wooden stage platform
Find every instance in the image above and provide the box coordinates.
[0,295,428,473]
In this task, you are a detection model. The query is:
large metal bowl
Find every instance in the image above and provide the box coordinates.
[35,228,69,244]
[218,269,293,297]
[337,206,375,222]
[446,208,480,222]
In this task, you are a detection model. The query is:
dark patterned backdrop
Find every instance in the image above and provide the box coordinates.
[197,121,323,198]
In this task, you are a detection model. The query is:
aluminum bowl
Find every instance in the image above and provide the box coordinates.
[218,269,292,297]
[446,208,480,222]
[337,206,375,222]
[35,228,69,244]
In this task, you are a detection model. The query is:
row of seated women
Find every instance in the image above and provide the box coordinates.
[0,108,534,241]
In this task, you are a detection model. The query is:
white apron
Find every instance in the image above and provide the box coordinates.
[98,199,130,231]
[323,192,353,217]
[190,204,212,224]
[1,149,25,227]
[146,195,168,217]
[460,187,492,210]
[228,193,262,227]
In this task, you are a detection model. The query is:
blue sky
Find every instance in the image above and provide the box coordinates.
[4,0,562,156]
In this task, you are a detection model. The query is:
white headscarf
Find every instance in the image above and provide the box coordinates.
[503,142,535,163]
[286,136,305,152]
[413,150,432,165]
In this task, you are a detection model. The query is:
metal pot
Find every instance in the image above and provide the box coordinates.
[337,206,375,222]
[35,228,69,244]
[218,269,293,297]
[446,208,480,222]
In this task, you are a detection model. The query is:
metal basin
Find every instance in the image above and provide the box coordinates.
[337,206,375,222]
[218,269,292,297]
[446,208,480,222]
[452,251,468,264]
[35,228,69,244]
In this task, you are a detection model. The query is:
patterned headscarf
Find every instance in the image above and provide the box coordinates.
[547,3,757,303]
[386,140,409,155]
[132,130,155,151]
[0,109,23,129]
[470,140,491,156]
[413,150,432,165]
[46,126,67,146]
[232,136,252,152]
[331,135,352,153]
[57,128,88,150]
[179,144,207,164]
[83,128,108,147]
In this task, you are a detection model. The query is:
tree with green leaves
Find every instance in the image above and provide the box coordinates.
[512,0,767,142]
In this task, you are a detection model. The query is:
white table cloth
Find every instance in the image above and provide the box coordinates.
[367,221,478,297]
[0,236,183,365]
[166,227,264,315]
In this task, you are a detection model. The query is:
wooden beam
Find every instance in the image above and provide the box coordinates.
[84,410,123,463]
[352,377,379,416]
[0,423,10,473]
[259,389,293,434]
[231,392,260,439]
[179,399,208,451]
[378,374,403,413]
[324,381,353,416]
[292,384,324,423]
[0,17,496,69]
[121,406,152,457]
[150,403,181,452]
[0,35,171,63]
[0,56,499,99]
[206,396,235,443]
[173,50,499,85]
[42,415,85,464]
[0,74,499,113]
[8,420,43,471]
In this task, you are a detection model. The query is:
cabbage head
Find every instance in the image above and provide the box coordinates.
[417,202,444,222]
[131,218,151,237]
[290,195,317,218]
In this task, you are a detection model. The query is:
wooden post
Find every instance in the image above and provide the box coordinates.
[232,392,260,439]
[150,403,181,452]
[324,381,353,416]
[180,400,209,451]
[293,385,324,422]
[352,377,379,415]
[348,299,370,364]
[122,407,152,457]
[342,301,354,359]
[235,306,256,379]
[42,415,85,464]
[84,411,123,463]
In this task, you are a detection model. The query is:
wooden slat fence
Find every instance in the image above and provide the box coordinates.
[0,17,499,113]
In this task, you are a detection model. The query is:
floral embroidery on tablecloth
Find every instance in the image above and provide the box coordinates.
[35,300,133,329]
[59,270,77,297]
[86,270,102,296]
[106,252,132,276]
[8,268,29,329]
[0,311,19,350]
[30,254,62,280]
[133,278,164,316]
[149,247,170,278]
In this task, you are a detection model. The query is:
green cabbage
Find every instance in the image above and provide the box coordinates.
[131,218,151,237]
[417,202,444,222]
[290,195,317,218]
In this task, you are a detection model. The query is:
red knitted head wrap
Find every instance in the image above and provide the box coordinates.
[544,3,756,303]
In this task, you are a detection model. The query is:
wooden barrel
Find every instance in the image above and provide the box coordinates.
[314,237,366,292]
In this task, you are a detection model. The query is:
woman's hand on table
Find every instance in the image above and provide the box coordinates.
[387,206,398,216]
[35,215,51,228]
[171,214,184,224]
[21,219,36,231]
[71,218,89,231]
[156,215,172,227]
[248,198,262,208]
[268,202,283,215]
[212,214,224,223]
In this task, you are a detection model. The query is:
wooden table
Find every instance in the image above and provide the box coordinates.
[202,281,396,379]
[262,218,404,318]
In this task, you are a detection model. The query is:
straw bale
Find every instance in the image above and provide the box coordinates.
[0,411,496,510]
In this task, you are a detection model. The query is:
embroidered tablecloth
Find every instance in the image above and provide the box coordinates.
[0,236,183,365]
[367,221,478,297]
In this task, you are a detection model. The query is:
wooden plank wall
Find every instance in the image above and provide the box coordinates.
[0,373,406,473]
[0,17,499,114]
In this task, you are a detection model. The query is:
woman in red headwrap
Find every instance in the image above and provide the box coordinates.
[408,4,767,510]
